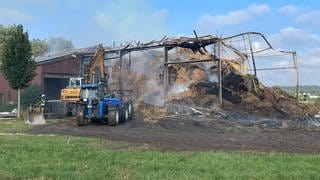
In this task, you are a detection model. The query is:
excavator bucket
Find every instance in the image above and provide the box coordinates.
[24,106,46,125]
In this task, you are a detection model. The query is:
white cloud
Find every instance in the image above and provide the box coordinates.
[278,5,320,27]
[196,3,270,30]
[0,8,33,24]
[278,5,301,16]
[296,11,320,26]
[93,0,168,42]
[301,48,320,68]
[269,27,320,50]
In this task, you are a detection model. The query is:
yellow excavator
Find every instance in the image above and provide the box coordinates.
[61,44,106,116]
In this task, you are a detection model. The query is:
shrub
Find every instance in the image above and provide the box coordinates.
[21,85,42,109]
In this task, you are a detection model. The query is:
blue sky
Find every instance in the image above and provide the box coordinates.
[1,0,320,86]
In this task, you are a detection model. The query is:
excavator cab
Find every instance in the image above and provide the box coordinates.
[69,77,83,87]
[61,78,83,102]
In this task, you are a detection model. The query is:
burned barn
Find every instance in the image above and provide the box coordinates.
[0,32,300,119]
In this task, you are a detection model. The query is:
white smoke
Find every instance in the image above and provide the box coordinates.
[108,47,218,106]
[168,83,190,94]
[208,73,218,82]
[140,79,165,106]
[46,37,74,53]
[120,49,166,106]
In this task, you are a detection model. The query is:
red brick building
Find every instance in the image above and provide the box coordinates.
[0,73,17,104]
[0,49,93,104]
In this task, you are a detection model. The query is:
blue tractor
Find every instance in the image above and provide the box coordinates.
[76,83,133,126]
[73,44,133,126]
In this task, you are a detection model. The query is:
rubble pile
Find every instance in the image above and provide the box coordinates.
[107,49,319,122]
[186,72,319,120]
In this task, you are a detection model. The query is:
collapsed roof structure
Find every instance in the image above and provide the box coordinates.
[91,31,299,105]
[33,31,299,103]
[92,31,308,121]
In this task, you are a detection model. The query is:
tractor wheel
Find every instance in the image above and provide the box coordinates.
[77,106,89,126]
[65,102,72,117]
[108,106,119,126]
[66,103,78,117]
[127,101,134,121]
[72,103,78,117]
[121,106,129,122]
[77,113,84,126]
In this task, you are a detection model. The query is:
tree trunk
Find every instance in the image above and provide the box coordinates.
[17,87,20,119]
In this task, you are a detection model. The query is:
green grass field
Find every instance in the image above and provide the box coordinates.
[0,120,320,179]
[0,119,32,133]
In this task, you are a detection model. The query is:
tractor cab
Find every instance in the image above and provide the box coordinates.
[80,84,99,102]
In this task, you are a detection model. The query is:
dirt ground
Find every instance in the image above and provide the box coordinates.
[29,111,320,153]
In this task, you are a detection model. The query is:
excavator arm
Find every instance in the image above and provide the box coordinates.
[87,44,106,84]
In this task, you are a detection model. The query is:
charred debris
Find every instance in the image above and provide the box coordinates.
[80,32,318,122]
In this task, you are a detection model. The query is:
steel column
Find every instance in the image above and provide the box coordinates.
[247,33,257,77]
[217,41,223,105]
[164,47,169,93]
[119,50,123,91]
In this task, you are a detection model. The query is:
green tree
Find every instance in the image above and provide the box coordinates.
[21,85,42,109]
[0,24,36,118]
[31,38,48,57]
[0,25,15,63]
[47,37,73,52]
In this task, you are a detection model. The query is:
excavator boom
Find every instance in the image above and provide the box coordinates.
[87,44,106,84]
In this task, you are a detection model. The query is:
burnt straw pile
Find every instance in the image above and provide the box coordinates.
[107,49,319,122]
